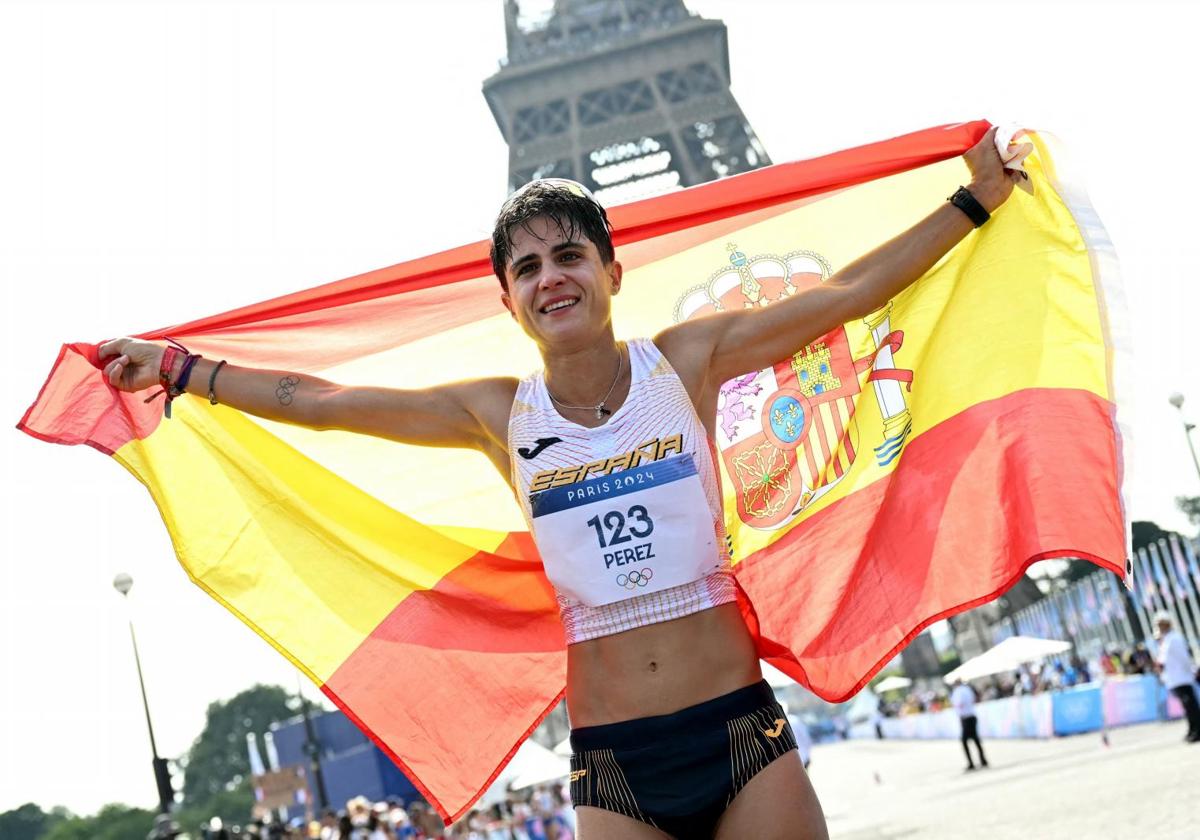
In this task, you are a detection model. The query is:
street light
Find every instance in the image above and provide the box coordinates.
[1168,393,1200,486]
[296,674,330,812]
[112,573,175,814]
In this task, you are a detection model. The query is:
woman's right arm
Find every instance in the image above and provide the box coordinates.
[98,337,505,450]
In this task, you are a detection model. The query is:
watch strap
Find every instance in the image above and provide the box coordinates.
[948,185,990,228]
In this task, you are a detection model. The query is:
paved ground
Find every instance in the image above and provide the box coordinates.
[806,721,1198,839]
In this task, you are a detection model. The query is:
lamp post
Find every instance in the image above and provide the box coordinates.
[112,573,175,814]
[1168,393,1200,487]
[296,675,330,813]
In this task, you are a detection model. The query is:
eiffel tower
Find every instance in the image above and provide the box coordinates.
[483,0,771,203]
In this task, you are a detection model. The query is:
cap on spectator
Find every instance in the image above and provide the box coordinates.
[347,795,370,815]
[1154,610,1173,625]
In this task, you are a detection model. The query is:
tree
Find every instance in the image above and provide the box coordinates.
[1052,520,1183,585]
[1132,519,1176,552]
[1177,496,1200,530]
[40,804,155,840]
[180,684,296,821]
[0,803,69,840]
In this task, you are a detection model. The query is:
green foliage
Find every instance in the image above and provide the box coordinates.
[1132,519,1176,552]
[0,803,69,840]
[181,684,296,809]
[0,685,304,839]
[936,651,962,675]
[1176,496,1200,529]
[39,804,155,840]
[1061,558,1102,583]
[1054,521,1180,585]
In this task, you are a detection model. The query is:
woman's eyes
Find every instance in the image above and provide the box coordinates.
[517,252,580,277]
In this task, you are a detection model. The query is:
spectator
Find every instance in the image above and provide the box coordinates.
[1017,666,1034,695]
[319,809,338,840]
[1153,611,1200,743]
[949,680,988,771]
[1126,643,1154,675]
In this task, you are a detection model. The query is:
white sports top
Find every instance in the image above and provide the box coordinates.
[508,338,737,644]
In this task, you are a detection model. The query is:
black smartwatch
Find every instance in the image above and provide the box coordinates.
[948,186,990,227]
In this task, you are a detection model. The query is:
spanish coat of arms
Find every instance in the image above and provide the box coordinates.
[674,245,915,531]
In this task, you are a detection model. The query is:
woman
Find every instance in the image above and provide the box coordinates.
[101,127,1021,839]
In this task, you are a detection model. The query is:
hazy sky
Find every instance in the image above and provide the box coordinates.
[2,0,1198,816]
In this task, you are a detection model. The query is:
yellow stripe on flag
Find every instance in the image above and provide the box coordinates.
[114,398,509,682]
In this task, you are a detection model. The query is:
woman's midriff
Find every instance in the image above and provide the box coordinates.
[564,601,763,728]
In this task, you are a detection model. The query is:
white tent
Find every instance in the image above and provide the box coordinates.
[478,740,570,804]
[943,635,1071,683]
[873,675,913,693]
[761,660,798,689]
[508,740,571,790]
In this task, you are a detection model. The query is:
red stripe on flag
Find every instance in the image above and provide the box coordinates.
[18,343,159,454]
[322,532,566,823]
[741,387,1124,702]
[812,412,834,474]
[829,398,852,464]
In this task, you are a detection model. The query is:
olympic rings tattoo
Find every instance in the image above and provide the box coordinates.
[616,568,654,589]
[276,375,300,406]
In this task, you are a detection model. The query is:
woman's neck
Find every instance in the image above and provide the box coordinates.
[542,335,626,409]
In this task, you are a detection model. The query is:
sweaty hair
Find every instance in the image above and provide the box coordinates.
[490,179,614,289]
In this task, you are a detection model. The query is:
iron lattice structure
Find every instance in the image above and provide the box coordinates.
[483,0,771,203]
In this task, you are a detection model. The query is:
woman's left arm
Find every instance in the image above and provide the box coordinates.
[657,126,1029,394]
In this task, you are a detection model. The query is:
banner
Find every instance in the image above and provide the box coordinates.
[18,121,1129,820]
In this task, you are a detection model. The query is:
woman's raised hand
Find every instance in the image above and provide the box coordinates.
[99,337,164,393]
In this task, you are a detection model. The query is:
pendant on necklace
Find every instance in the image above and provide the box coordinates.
[596,404,610,420]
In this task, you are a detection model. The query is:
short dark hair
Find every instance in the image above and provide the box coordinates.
[490,179,614,289]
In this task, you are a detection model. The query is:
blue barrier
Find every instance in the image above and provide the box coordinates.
[1051,684,1103,735]
[864,676,1185,741]
[1102,674,1161,726]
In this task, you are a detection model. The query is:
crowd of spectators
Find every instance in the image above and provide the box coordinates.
[877,644,1167,718]
[151,784,575,840]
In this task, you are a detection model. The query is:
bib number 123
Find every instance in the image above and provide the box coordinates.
[586,505,654,548]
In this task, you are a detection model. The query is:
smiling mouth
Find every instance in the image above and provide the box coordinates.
[539,297,579,314]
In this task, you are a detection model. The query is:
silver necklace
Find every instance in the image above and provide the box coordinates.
[546,346,624,420]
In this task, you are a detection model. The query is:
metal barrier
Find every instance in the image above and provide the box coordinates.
[992,535,1200,661]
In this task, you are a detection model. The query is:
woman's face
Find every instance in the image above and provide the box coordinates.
[500,214,622,351]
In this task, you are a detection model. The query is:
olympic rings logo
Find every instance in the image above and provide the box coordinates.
[616,569,654,589]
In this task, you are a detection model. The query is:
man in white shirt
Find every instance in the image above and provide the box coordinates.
[949,680,988,770]
[1153,612,1200,743]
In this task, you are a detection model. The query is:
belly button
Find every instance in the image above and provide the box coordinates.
[648,661,658,673]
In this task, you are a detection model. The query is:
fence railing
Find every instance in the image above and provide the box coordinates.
[992,535,1200,661]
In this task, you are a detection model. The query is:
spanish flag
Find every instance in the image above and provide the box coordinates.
[17,121,1129,821]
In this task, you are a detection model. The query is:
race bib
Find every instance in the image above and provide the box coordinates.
[529,454,720,607]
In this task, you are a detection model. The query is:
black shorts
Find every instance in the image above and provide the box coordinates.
[568,679,797,839]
